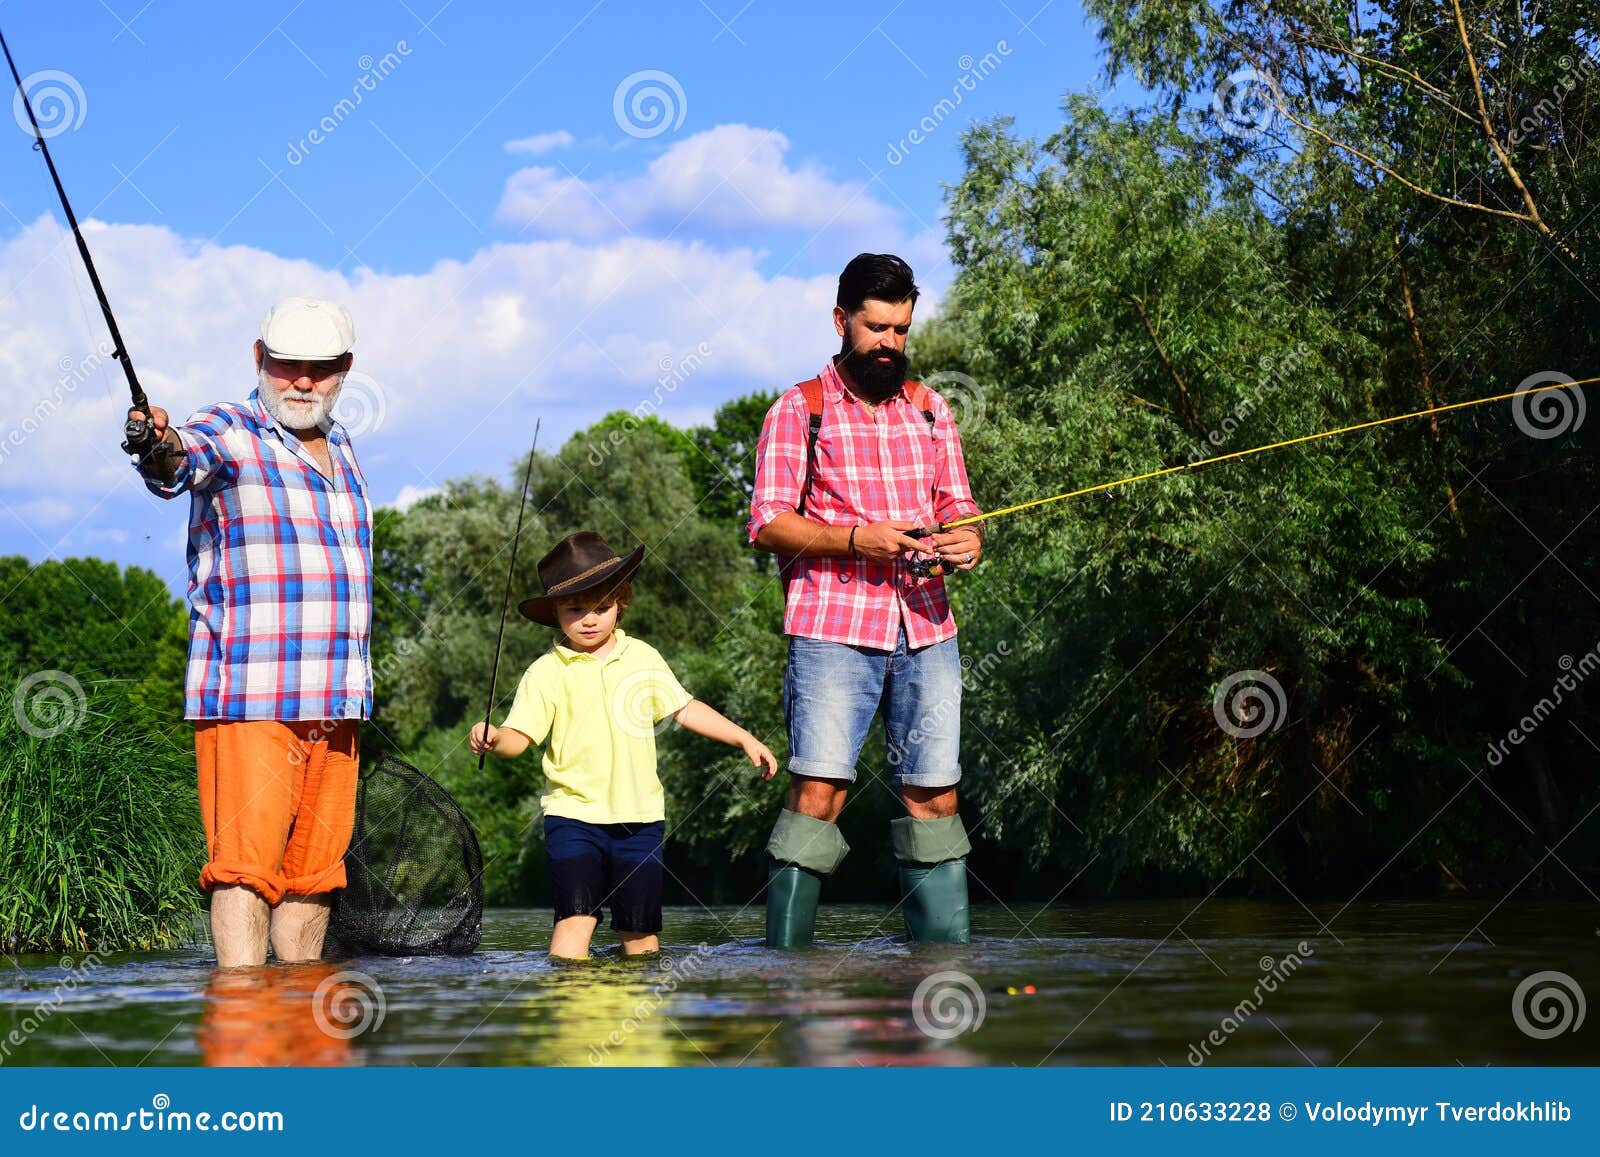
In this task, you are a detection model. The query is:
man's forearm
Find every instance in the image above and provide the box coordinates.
[753,513,854,559]
[142,428,185,485]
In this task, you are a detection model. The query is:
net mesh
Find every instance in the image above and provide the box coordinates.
[329,754,484,956]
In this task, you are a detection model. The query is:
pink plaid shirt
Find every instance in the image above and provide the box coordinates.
[748,359,981,649]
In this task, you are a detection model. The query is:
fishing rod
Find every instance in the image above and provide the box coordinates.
[0,25,175,469]
[907,375,1598,569]
[479,422,541,770]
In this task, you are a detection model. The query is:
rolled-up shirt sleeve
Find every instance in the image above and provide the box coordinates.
[747,389,809,544]
[930,390,981,527]
[139,408,236,499]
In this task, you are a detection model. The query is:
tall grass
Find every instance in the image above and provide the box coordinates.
[1,667,204,952]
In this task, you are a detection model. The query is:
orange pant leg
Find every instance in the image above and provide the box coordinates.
[280,720,361,897]
[195,720,300,906]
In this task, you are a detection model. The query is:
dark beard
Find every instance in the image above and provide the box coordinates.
[837,340,909,402]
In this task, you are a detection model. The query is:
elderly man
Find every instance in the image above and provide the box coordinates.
[749,253,984,946]
[131,297,372,968]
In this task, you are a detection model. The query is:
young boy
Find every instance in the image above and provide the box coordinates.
[469,530,777,958]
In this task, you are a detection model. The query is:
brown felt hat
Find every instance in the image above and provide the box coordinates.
[517,531,645,627]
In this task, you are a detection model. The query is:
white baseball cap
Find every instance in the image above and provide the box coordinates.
[260,296,356,359]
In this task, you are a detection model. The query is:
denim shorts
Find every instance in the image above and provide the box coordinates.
[544,816,664,933]
[782,627,962,788]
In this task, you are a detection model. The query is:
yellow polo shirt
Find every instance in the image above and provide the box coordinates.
[500,629,693,824]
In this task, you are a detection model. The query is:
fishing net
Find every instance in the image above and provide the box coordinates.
[329,754,484,956]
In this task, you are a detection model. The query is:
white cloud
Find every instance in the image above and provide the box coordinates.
[504,130,574,156]
[390,483,441,511]
[496,123,904,246]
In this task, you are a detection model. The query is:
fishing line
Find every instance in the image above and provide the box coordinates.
[936,376,1598,533]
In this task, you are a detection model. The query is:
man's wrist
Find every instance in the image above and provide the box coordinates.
[848,525,861,560]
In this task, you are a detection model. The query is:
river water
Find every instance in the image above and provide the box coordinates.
[1,901,1593,1066]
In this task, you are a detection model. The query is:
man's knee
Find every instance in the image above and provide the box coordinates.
[900,784,957,819]
[788,774,848,821]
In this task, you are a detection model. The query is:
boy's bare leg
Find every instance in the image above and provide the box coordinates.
[211,884,270,968]
[270,894,333,963]
[618,930,659,955]
[550,915,599,959]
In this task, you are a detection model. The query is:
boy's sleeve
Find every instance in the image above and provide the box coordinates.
[650,653,693,722]
[140,408,238,499]
[501,663,555,745]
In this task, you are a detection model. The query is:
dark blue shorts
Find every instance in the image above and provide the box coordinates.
[544,816,664,933]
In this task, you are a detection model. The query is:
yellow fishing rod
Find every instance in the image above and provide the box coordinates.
[906,375,1597,573]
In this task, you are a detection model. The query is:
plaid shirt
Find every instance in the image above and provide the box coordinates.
[748,359,980,649]
[141,390,373,721]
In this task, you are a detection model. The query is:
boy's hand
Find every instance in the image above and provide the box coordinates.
[468,722,498,756]
[742,736,778,780]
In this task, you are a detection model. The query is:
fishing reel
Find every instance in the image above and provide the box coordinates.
[905,525,948,578]
[121,408,184,471]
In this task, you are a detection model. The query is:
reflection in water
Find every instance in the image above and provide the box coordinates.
[198,963,355,1067]
[1,902,1592,1066]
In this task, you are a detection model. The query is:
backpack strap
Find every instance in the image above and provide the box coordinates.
[793,376,825,517]
[905,380,937,438]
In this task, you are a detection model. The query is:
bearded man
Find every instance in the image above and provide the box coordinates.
[749,253,985,946]
[130,296,373,968]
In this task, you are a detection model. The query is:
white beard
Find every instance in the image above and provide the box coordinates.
[258,370,344,432]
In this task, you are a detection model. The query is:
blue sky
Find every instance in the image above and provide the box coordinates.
[0,0,1123,590]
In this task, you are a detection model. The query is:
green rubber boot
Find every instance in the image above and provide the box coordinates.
[899,859,971,943]
[765,864,822,947]
[764,810,849,948]
[891,815,972,944]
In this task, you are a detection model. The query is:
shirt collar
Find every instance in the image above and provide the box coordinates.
[553,626,629,664]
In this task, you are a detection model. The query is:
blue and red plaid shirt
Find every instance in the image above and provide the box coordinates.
[748,359,981,649]
[140,390,373,721]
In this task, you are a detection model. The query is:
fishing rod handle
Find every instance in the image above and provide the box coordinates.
[905,524,949,578]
